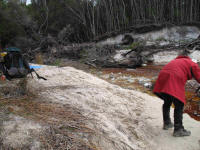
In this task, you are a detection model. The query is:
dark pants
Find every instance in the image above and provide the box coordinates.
[157,93,184,131]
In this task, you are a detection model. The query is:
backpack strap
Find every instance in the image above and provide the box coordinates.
[30,68,47,80]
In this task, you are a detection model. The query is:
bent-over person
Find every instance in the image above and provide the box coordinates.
[153,50,200,137]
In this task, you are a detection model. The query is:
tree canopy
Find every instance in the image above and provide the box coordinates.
[0,0,200,49]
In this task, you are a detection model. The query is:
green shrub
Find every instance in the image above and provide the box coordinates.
[129,42,141,49]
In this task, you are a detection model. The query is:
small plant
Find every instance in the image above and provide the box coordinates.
[51,59,62,66]
[80,49,88,59]
[156,36,166,41]
[129,42,141,49]
[79,49,89,63]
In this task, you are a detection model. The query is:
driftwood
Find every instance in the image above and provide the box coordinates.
[93,22,200,43]
[22,22,200,68]
[93,23,172,42]
[37,35,200,68]
[186,35,200,50]
[91,36,200,68]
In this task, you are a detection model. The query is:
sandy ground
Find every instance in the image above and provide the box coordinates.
[27,65,200,150]
[143,95,200,150]
[29,66,151,150]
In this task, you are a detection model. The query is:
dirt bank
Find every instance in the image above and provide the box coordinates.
[28,65,152,150]
[27,65,200,150]
[0,64,199,149]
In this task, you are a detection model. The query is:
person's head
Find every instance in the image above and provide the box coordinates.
[178,49,191,56]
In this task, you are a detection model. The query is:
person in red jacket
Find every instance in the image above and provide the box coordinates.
[153,50,200,137]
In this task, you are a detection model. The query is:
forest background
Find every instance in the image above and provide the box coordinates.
[0,0,200,54]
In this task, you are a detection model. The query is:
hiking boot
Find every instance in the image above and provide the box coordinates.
[163,122,173,130]
[173,128,191,137]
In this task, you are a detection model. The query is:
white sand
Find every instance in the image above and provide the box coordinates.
[28,65,200,150]
[143,95,200,150]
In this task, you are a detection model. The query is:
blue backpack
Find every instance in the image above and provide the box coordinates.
[2,47,46,80]
[3,47,30,79]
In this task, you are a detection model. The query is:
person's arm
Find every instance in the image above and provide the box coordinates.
[191,64,200,83]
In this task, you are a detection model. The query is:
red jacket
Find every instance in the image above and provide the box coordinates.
[153,56,200,104]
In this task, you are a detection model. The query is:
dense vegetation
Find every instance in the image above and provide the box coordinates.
[0,0,200,50]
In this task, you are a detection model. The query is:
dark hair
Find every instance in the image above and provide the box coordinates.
[179,49,190,56]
